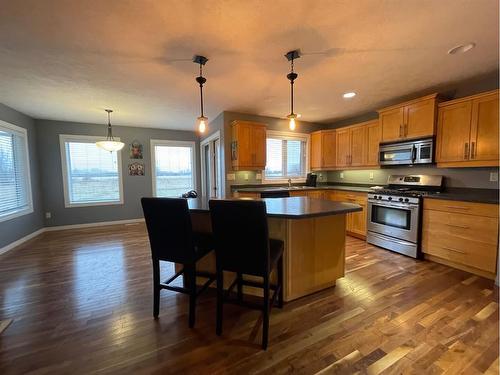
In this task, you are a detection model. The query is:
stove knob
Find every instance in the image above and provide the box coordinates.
[399,197,403,202]
[388,196,392,201]
[378,196,383,200]
[373,195,378,199]
[405,198,410,202]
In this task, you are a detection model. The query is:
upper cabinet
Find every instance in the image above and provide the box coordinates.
[231,120,267,170]
[366,121,381,166]
[310,130,336,170]
[436,90,499,168]
[336,121,377,169]
[378,94,440,142]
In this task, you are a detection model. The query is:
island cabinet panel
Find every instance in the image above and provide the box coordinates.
[231,120,267,170]
[233,191,261,198]
[436,90,499,168]
[310,130,336,170]
[422,199,499,279]
[325,190,367,239]
[378,93,439,142]
[366,121,381,166]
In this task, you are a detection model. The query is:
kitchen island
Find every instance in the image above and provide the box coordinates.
[187,196,362,302]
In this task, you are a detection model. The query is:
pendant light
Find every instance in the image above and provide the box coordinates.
[95,109,125,152]
[285,50,300,131]
[193,55,209,133]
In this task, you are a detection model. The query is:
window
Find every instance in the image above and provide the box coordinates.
[0,121,33,222]
[264,131,309,181]
[151,140,196,197]
[60,135,123,207]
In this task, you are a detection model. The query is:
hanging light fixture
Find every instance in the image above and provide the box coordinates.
[193,55,209,133]
[95,109,125,152]
[285,50,301,131]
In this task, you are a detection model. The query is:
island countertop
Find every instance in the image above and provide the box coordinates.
[187,196,362,219]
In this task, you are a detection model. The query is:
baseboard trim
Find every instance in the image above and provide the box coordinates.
[44,218,145,232]
[0,228,45,256]
[0,218,145,256]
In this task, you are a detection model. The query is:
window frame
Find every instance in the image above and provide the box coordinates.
[150,139,197,197]
[59,134,124,208]
[262,130,310,184]
[0,120,33,223]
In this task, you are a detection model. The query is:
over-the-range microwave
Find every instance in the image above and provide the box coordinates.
[379,138,434,166]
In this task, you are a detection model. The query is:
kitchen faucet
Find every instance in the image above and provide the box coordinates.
[288,178,292,188]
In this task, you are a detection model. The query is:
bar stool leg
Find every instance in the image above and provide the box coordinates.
[216,267,224,336]
[153,259,160,318]
[186,264,197,328]
[277,256,284,308]
[262,275,270,350]
[237,272,243,302]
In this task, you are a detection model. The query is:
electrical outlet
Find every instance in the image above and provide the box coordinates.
[45,212,51,219]
[227,173,235,181]
[256,173,262,180]
[340,172,344,179]
[244,174,249,181]
[369,172,374,180]
[490,172,498,182]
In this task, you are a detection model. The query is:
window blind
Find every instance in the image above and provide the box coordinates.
[0,125,32,220]
[62,139,121,205]
[265,134,307,180]
[153,143,194,197]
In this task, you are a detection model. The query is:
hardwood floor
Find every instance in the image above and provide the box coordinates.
[0,223,498,374]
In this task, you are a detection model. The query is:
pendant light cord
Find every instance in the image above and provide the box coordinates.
[106,110,114,141]
[199,64,204,117]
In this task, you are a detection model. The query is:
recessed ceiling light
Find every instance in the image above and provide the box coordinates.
[343,92,356,99]
[447,43,476,55]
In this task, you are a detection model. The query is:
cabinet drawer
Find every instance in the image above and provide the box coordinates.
[422,209,498,273]
[423,198,498,218]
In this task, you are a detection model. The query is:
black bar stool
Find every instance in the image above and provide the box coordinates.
[209,199,284,349]
[141,197,215,328]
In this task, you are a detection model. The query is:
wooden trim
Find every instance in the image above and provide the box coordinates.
[0,228,45,256]
[230,120,267,128]
[423,254,496,280]
[438,89,499,107]
[377,93,439,113]
[437,160,499,168]
[347,232,366,240]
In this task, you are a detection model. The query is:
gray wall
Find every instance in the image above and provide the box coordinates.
[0,104,44,248]
[222,111,323,193]
[328,167,499,189]
[36,119,200,227]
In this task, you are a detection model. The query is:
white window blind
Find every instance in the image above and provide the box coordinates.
[0,121,33,222]
[151,140,196,197]
[265,131,308,180]
[60,135,123,207]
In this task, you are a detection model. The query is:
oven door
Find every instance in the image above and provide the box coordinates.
[379,143,415,165]
[367,200,419,242]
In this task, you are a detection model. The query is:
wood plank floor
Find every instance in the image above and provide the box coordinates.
[0,223,498,374]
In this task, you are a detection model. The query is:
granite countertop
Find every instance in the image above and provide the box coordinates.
[187,196,362,219]
[233,184,375,194]
[423,188,499,205]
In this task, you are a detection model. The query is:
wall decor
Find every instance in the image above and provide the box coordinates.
[129,140,143,159]
[128,162,144,176]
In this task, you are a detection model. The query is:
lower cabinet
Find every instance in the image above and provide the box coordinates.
[422,199,499,279]
[324,190,367,239]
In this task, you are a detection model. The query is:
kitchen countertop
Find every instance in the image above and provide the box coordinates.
[187,196,362,219]
[423,188,499,205]
[232,184,375,194]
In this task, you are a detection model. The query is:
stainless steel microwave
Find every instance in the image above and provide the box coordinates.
[379,138,434,166]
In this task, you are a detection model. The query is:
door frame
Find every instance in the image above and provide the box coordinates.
[200,130,221,198]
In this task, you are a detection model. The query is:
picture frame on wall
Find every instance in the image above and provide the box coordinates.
[128,162,145,176]
[130,140,143,159]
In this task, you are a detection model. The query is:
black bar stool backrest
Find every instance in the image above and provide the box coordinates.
[209,199,270,276]
[141,197,195,263]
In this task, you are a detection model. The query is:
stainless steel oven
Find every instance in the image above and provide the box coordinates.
[379,138,433,166]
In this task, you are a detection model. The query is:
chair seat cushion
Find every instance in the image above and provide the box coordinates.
[269,238,284,265]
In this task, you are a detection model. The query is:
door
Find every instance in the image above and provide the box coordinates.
[336,129,350,167]
[405,99,436,139]
[201,133,222,198]
[252,125,267,168]
[470,92,499,162]
[322,131,336,168]
[366,121,381,166]
[436,101,472,163]
[380,107,404,142]
[350,126,366,166]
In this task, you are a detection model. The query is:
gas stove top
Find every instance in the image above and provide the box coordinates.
[369,188,439,198]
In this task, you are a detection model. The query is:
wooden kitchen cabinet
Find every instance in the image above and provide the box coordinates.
[310,130,336,170]
[325,190,367,239]
[350,126,366,167]
[366,120,381,166]
[436,90,499,167]
[378,93,439,142]
[422,198,499,279]
[231,120,267,170]
[336,128,351,167]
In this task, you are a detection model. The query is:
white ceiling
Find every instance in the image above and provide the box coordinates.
[0,0,498,131]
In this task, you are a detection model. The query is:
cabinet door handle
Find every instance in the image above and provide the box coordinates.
[399,125,403,137]
[445,223,470,229]
[442,246,466,254]
[470,142,475,159]
[464,143,469,160]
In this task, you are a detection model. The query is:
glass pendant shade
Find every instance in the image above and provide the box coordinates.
[197,116,207,133]
[287,114,297,131]
[96,140,125,152]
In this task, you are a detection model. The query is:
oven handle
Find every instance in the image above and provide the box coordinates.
[368,201,419,210]
[411,145,417,163]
